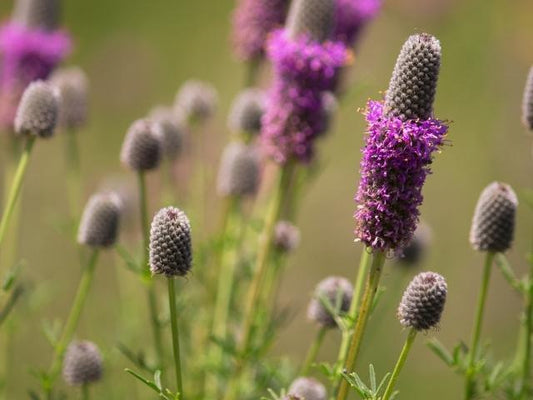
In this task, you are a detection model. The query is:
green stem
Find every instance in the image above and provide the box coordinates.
[465,251,495,400]
[300,327,327,376]
[520,262,533,399]
[82,384,89,400]
[382,328,417,400]
[335,250,386,400]
[223,163,293,400]
[167,278,183,397]
[47,249,100,391]
[65,131,81,225]
[0,136,36,250]
[0,285,24,326]
[138,172,164,370]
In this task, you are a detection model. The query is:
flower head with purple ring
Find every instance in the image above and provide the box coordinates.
[232,0,289,61]
[334,0,381,46]
[261,29,348,163]
[0,22,71,129]
[354,100,447,251]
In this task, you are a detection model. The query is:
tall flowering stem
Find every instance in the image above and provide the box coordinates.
[167,278,183,396]
[381,328,417,400]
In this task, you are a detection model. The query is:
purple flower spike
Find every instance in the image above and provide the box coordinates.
[261,30,348,163]
[232,0,289,61]
[0,22,71,129]
[334,0,381,46]
[354,101,447,251]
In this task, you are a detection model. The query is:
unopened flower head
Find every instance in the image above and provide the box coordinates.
[232,0,288,60]
[216,142,260,197]
[12,0,60,30]
[396,221,432,266]
[175,80,217,123]
[333,0,380,46]
[14,80,59,137]
[50,66,89,130]
[522,66,533,131]
[397,271,447,331]
[317,91,338,136]
[286,0,335,42]
[384,33,441,121]
[62,341,103,386]
[149,207,192,277]
[227,88,266,134]
[286,377,327,400]
[469,182,518,253]
[274,220,300,252]
[354,34,447,251]
[307,276,353,328]
[148,107,185,161]
[120,119,163,171]
[77,192,122,248]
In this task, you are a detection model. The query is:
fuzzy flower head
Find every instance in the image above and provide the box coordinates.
[286,377,327,400]
[261,30,347,163]
[232,0,288,61]
[395,221,432,266]
[286,0,335,42]
[62,341,103,386]
[77,192,122,248]
[397,271,447,331]
[228,88,266,135]
[12,0,61,30]
[14,80,59,138]
[216,142,260,197]
[307,276,353,328]
[120,119,163,171]
[333,0,381,46]
[174,80,218,124]
[522,66,533,131]
[50,66,89,131]
[274,220,301,252]
[149,207,192,277]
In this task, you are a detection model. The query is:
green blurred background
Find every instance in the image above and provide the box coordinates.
[1,0,532,398]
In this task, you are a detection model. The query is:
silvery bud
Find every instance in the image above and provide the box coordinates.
[12,0,60,30]
[175,80,218,123]
[77,192,122,248]
[120,119,162,171]
[14,80,59,138]
[274,221,300,252]
[307,276,353,328]
[148,107,185,161]
[286,0,335,42]
[227,88,266,134]
[62,341,103,386]
[216,142,260,197]
[50,66,89,131]
[286,377,327,400]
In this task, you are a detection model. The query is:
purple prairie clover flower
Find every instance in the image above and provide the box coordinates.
[0,22,71,129]
[354,100,447,251]
[232,0,289,61]
[261,30,348,163]
[334,0,381,46]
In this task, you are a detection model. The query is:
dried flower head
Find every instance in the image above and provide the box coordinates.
[522,66,533,131]
[120,119,162,171]
[397,271,447,331]
[62,341,103,386]
[232,0,288,61]
[50,66,89,130]
[307,276,353,328]
[227,88,266,134]
[274,220,300,252]
[286,377,327,400]
[396,221,432,265]
[14,80,59,137]
[286,0,335,42]
[149,207,192,277]
[469,182,518,253]
[216,142,260,197]
[333,0,381,46]
[384,33,441,121]
[12,0,60,31]
[77,192,122,248]
[175,80,218,123]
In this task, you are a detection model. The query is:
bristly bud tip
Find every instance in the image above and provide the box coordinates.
[77,192,122,248]
[307,276,353,328]
[14,80,59,138]
[62,341,103,386]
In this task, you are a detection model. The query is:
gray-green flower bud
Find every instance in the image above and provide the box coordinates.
[77,192,122,248]
[62,341,103,386]
[14,80,59,138]
[120,119,163,171]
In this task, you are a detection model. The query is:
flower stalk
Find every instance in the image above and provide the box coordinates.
[382,328,417,400]
[300,326,327,376]
[167,277,184,397]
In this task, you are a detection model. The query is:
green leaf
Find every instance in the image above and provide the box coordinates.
[2,260,24,292]
[426,338,454,366]
[376,372,391,395]
[154,370,163,391]
[115,244,142,275]
[124,368,161,394]
[369,364,376,393]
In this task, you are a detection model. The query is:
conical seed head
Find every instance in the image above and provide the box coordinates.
[384,33,441,121]
[175,80,218,123]
[149,207,192,277]
[227,88,266,134]
[120,119,163,171]
[522,66,533,131]
[216,142,260,197]
[12,0,60,30]
[14,80,59,138]
[50,66,89,130]
[470,182,518,252]
[62,341,103,386]
[148,105,185,161]
[307,276,353,328]
[274,220,300,252]
[397,271,447,331]
[286,0,335,42]
[287,377,327,400]
[77,192,122,248]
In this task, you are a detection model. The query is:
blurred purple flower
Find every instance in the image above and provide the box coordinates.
[261,29,347,163]
[232,0,288,61]
[354,100,447,251]
[0,22,71,129]
[334,0,381,46]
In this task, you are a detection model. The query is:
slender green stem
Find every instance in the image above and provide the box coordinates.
[465,251,495,400]
[336,250,386,400]
[0,136,36,250]
[0,285,24,326]
[520,262,533,399]
[223,163,293,400]
[300,327,327,376]
[65,131,81,225]
[47,249,100,392]
[382,328,417,400]
[138,172,150,270]
[82,384,89,400]
[167,278,184,397]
